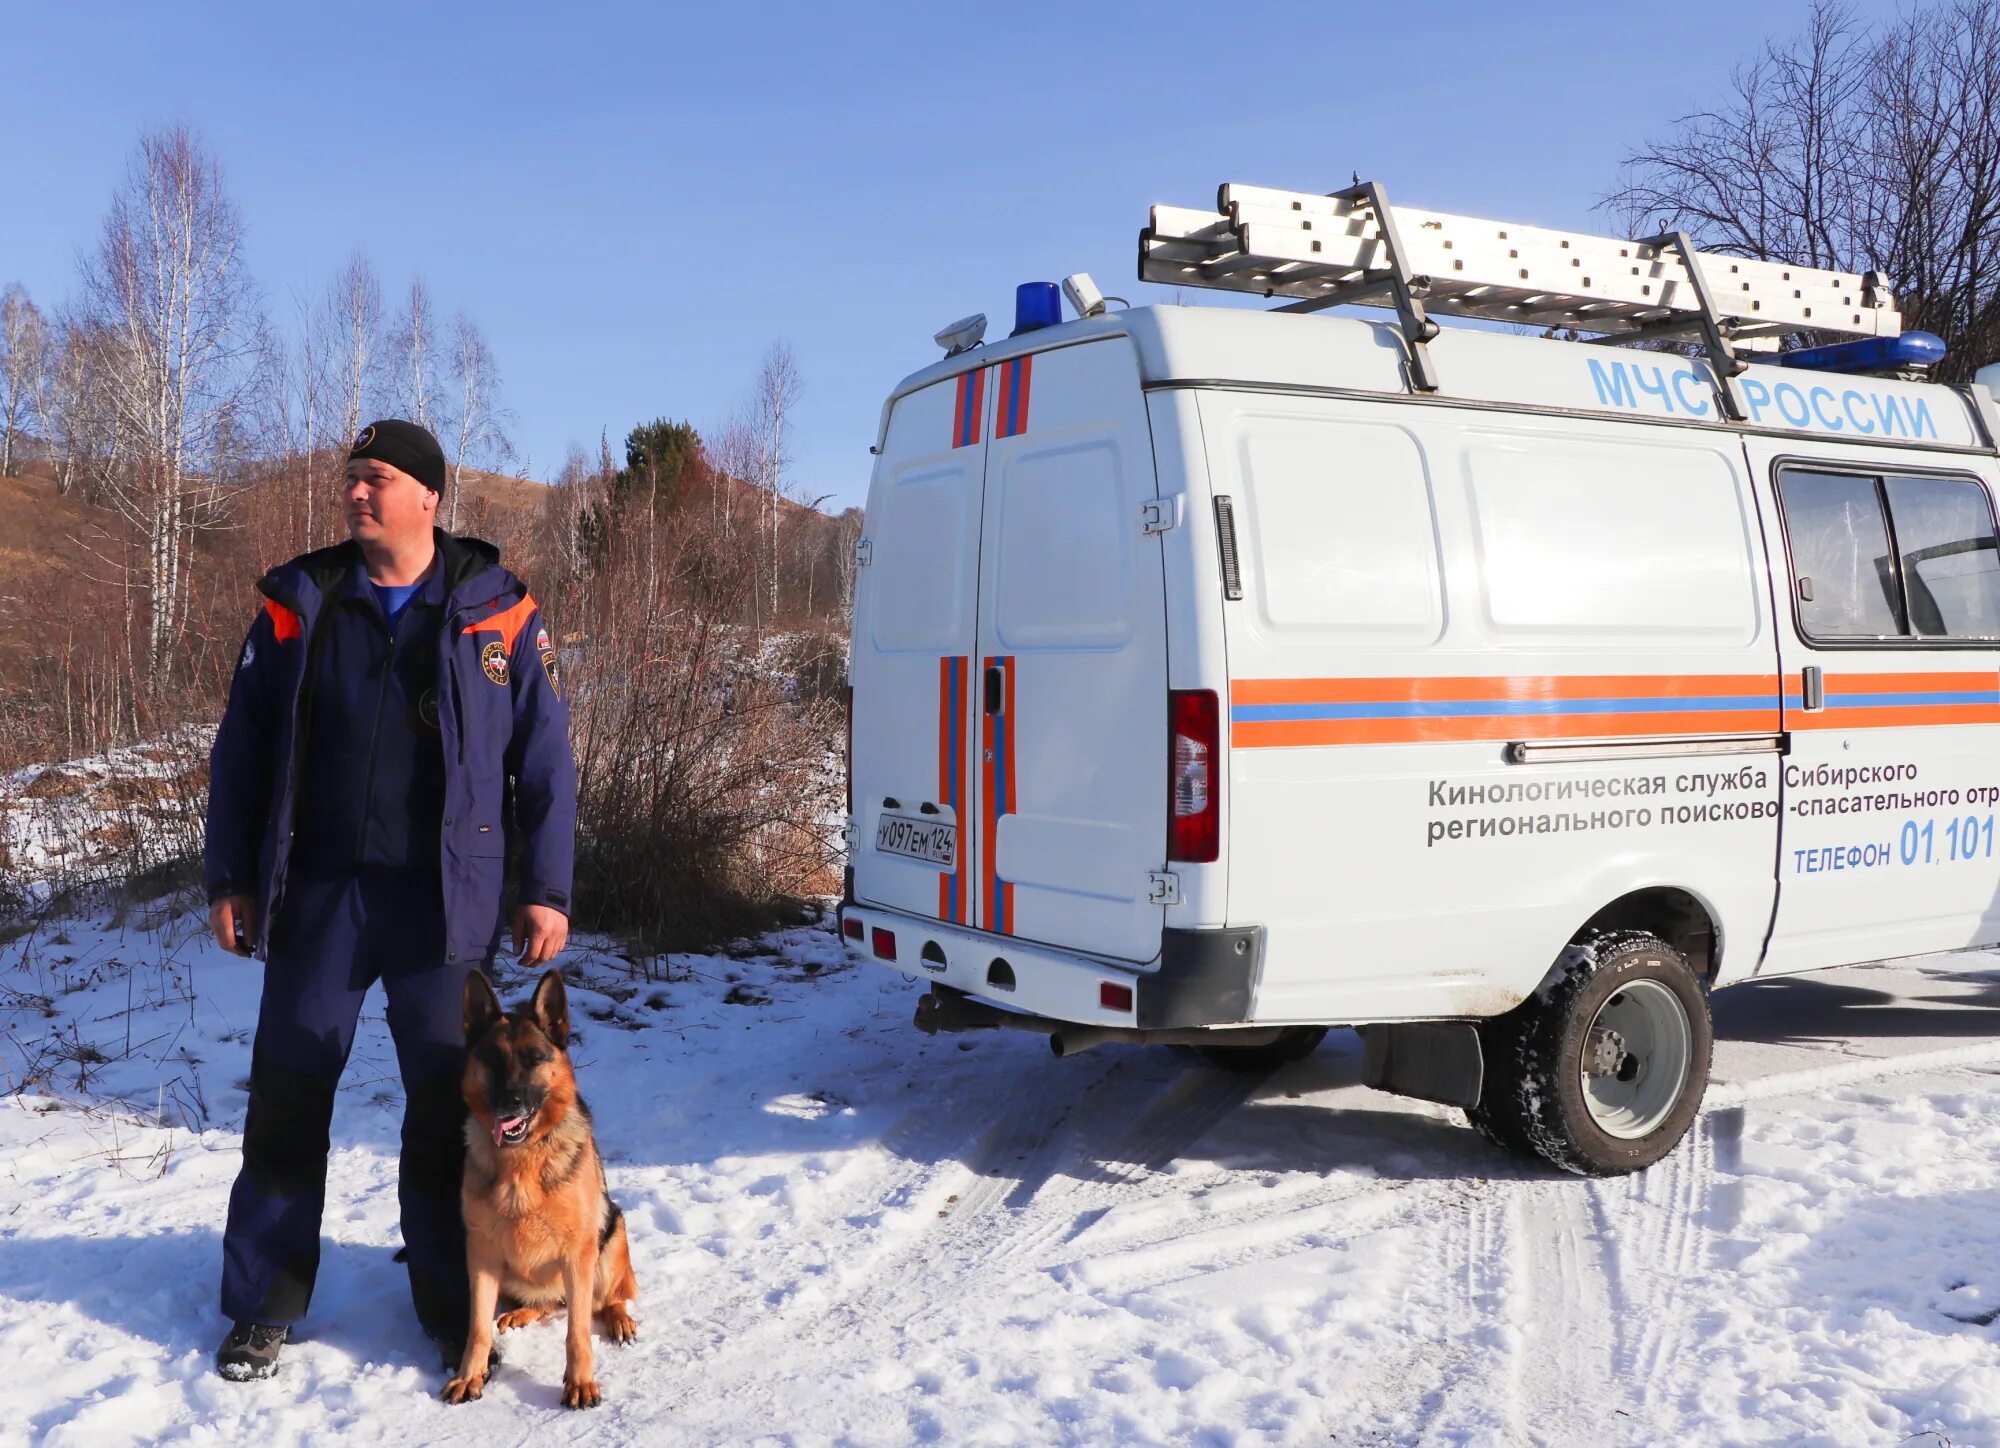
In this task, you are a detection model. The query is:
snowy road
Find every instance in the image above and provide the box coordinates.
[7,908,2000,1445]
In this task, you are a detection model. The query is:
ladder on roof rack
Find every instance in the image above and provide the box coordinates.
[1139,180,1901,421]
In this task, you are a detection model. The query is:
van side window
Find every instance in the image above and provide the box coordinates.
[1778,470,1904,638]
[1882,475,2000,638]
[1777,466,2000,643]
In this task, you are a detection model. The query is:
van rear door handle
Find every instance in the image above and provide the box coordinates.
[984,665,1004,715]
[1801,665,1824,711]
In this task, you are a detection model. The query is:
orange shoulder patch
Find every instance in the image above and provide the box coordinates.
[460,594,537,653]
[262,599,302,643]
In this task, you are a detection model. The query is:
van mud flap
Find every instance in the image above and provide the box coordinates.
[1359,1022,1484,1109]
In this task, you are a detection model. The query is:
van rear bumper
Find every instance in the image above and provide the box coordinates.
[835,899,1262,1029]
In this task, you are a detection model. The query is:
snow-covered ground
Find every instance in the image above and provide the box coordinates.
[6,899,2000,1447]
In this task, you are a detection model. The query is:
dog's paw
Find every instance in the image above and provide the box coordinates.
[562,1375,602,1409]
[496,1308,545,1333]
[441,1373,486,1404]
[602,1305,638,1344]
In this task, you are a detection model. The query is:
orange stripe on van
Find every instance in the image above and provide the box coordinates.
[1233,709,1784,750]
[1785,670,2000,730]
[1229,674,1782,749]
[1231,674,1780,705]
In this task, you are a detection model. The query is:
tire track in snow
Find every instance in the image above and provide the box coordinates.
[1616,1116,1711,1416]
[662,1066,1099,1365]
[1506,1181,1624,1445]
[980,1059,1281,1272]
[656,1062,1123,1407]
[1052,1175,1469,1297]
[1382,1181,1517,1444]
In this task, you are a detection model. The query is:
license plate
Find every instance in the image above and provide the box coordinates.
[875,812,956,868]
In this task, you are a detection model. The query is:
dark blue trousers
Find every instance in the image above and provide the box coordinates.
[219,868,489,1339]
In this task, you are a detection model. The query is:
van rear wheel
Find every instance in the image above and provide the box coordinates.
[1476,932,1711,1176]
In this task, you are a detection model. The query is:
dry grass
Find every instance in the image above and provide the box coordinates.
[20,770,90,801]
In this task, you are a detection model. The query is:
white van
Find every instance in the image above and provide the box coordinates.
[837,181,2000,1175]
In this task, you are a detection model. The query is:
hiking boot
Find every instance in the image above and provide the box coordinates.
[215,1321,289,1380]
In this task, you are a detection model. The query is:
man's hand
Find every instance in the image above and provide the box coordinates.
[209,894,258,956]
[512,904,569,968]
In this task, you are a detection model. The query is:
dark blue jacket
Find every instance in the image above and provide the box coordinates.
[204,532,577,967]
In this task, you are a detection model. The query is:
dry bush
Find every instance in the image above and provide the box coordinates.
[525,449,844,952]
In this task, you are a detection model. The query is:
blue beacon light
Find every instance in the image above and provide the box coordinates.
[1013,282,1063,336]
[1776,331,1946,375]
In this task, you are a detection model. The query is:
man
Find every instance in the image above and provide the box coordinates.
[204,419,576,1380]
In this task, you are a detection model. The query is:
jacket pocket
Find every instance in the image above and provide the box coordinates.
[464,822,507,857]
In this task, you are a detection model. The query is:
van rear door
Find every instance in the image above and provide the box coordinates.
[849,369,988,926]
[972,339,1168,963]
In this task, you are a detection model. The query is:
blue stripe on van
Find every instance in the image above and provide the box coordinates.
[1232,695,1778,724]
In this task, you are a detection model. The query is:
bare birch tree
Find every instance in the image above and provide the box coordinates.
[750,342,801,626]
[327,252,383,443]
[80,126,262,680]
[441,310,513,530]
[1608,0,2000,379]
[388,277,438,427]
[709,419,756,544]
[0,284,47,477]
[39,318,118,500]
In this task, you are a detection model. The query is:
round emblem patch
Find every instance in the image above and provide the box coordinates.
[481,640,510,685]
[418,687,441,729]
[353,424,376,450]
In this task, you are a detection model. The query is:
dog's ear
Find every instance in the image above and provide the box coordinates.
[531,968,569,1050]
[464,969,504,1043]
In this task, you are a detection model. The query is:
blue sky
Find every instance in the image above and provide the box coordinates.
[2,1,1906,510]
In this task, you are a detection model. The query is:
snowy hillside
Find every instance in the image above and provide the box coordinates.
[6,902,2000,1446]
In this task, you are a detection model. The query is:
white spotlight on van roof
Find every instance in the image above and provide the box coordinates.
[933,313,987,357]
[1062,272,1108,319]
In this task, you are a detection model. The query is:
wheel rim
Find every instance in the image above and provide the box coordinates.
[1578,977,1692,1139]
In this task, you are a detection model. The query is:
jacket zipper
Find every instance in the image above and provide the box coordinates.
[353,603,403,869]
[264,582,323,929]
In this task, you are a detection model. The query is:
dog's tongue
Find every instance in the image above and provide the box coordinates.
[493,1115,527,1146]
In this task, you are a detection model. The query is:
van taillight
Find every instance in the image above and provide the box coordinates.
[845,684,854,814]
[1168,689,1219,863]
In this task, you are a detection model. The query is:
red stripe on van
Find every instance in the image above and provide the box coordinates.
[1000,656,1016,934]
[951,369,985,449]
[937,657,953,921]
[935,657,970,922]
[993,356,1034,439]
[981,655,1017,935]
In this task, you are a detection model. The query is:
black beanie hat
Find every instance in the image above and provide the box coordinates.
[349,419,446,494]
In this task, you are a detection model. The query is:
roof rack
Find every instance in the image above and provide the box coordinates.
[1139,180,1901,421]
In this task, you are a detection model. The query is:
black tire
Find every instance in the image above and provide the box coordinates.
[1464,1008,1535,1154]
[1488,931,1712,1176]
[1194,1025,1328,1071]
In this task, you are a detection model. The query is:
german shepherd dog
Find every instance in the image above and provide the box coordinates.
[444,969,639,1409]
